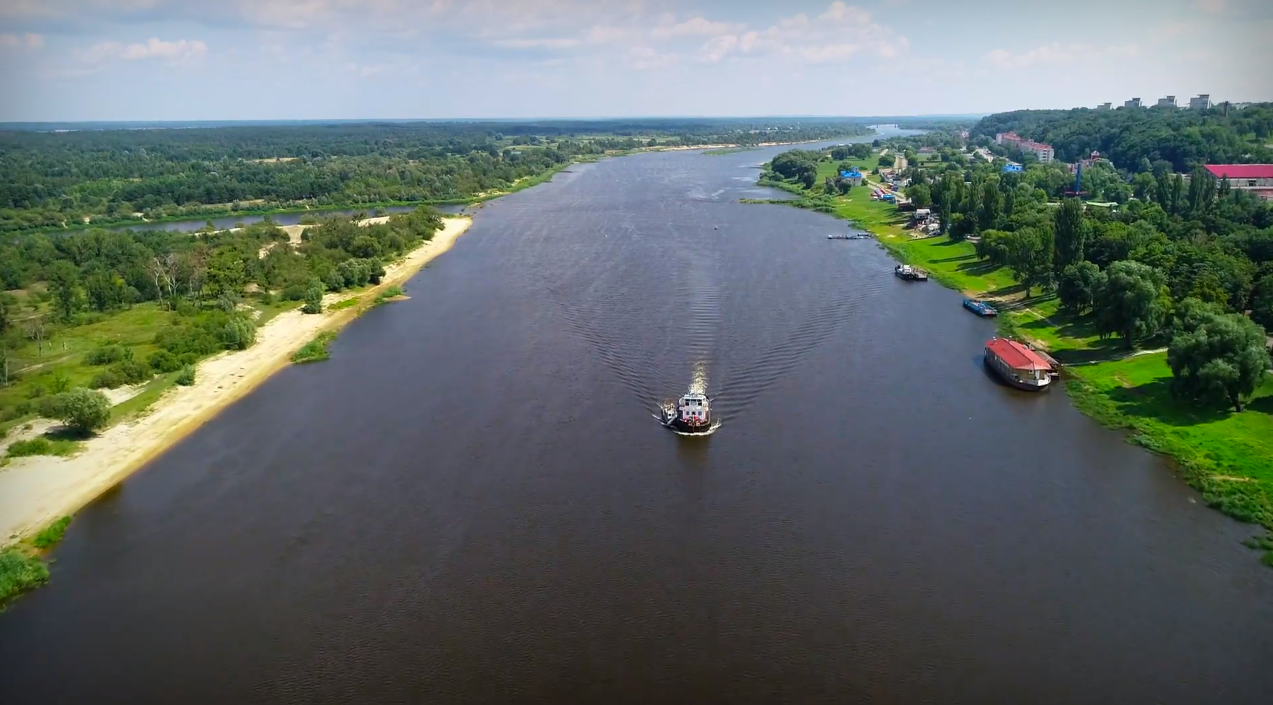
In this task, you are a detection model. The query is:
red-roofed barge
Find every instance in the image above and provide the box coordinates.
[984,337,1056,391]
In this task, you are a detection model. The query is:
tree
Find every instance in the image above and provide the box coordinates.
[977,179,1002,231]
[1131,172,1157,201]
[24,315,48,356]
[84,270,123,312]
[1058,261,1104,314]
[1002,227,1054,295]
[1095,260,1168,349]
[1168,312,1271,412]
[905,184,932,209]
[46,388,112,434]
[1053,198,1087,276]
[1253,286,1273,330]
[301,286,323,314]
[46,260,81,321]
[206,249,246,299]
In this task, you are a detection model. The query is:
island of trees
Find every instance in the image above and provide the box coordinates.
[759,103,1273,565]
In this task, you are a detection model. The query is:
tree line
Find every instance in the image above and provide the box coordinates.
[0,120,872,235]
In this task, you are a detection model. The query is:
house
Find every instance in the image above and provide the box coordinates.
[994,132,1054,163]
[838,169,864,187]
[1204,164,1273,201]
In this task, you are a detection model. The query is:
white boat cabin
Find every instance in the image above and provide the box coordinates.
[678,393,710,424]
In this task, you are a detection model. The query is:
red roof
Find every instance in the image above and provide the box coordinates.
[985,338,1051,371]
[1204,164,1273,179]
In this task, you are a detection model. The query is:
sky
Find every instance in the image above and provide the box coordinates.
[0,0,1271,122]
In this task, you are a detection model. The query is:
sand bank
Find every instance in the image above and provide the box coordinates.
[0,216,472,544]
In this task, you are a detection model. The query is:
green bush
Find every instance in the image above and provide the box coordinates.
[32,517,71,549]
[222,315,256,350]
[89,369,124,389]
[6,437,51,457]
[176,365,196,386]
[48,388,111,434]
[292,331,336,364]
[112,359,152,385]
[178,352,199,366]
[301,286,323,314]
[0,549,49,605]
[281,283,308,301]
[148,350,182,373]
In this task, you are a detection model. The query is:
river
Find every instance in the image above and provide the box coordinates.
[2,135,1272,703]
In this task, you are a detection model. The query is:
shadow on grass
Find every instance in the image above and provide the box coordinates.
[1247,395,1273,415]
[1049,339,1128,365]
[932,253,977,264]
[1104,378,1231,426]
[957,261,1003,277]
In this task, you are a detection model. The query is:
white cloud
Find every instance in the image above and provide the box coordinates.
[653,17,743,39]
[0,32,44,50]
[76,37,208,65]
[1194,0,1227,12]
[696,2,908,65]
[493,37,583,49]
[985,42,1139,70]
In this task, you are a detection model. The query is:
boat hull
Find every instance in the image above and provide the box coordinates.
[661,411,715,434]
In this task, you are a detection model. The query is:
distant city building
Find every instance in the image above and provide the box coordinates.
[1123,97,1142,109]
[958,130,970,139]
[1002,163,1023,173]
[1156,95,1177,108]
[995,132,1055,163]
[1096,102,1112,110]
[1189,94,1212,110]
[837,169,864,187]
[1204,164,1273,201]
[1070,151,1105,174]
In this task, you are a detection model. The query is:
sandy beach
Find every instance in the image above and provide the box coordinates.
[0,216,472,545]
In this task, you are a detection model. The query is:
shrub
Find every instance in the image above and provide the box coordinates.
[178,352,198,366]
[89,369,125,389]
[222,315,256,351]
[32,517,71,549]
[301,286,323,314]
[0,549,49,604]
[112,359,152,385]
[148,350,182,373]
[175,365,196,386]
[281,283,308,301]
[292,331,336,364]
[48,388,111,434]
[6,437,52,457]
[85,346,124,366]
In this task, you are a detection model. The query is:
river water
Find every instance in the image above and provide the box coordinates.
[2,137,1272,703]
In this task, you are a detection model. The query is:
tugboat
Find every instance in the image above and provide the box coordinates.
[894,263,929,281]
[661,392,715,435]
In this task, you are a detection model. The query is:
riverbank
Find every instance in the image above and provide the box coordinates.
[10,136,872,238]
[749,165,1273,559]
[0,216,472,550]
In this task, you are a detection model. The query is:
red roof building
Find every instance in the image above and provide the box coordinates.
[985,338,1051,371]
[1204,164,1273,180]
[1204,165,1273,200]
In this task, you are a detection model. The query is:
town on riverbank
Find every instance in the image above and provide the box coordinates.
[751,102,1273,566]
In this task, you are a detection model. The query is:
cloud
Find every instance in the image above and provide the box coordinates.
[695,2,908,65]
[985,42,1139,70]
[1194,0,1227,12]
[0,32,44,50]
[76,37,208,64]
[653,17,743,39]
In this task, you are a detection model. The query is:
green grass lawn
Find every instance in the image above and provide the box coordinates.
[1068,353,1273,536]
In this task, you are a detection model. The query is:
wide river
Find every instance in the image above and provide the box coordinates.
[3,137,1272,703]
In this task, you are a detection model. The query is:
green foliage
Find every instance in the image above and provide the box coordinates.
[32,517,71,549]
[0,549,49,607]
[301,286,324,314]
[1000,227,1054,295]
[1053,198,1087,276]
[1168,311,1271,411]
[1058,261,1104,314]
[46,387,111,434]
[292,331,336,364]
[175,365,196,386]
[221,315,256,351]
[6,435,80,458]
[1096,260,1169,349]
[147,350,182,373]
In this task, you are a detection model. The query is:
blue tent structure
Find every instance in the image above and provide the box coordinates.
[1002,163,1023,173]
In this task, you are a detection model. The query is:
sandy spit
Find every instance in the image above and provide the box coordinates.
[0,216,472,544]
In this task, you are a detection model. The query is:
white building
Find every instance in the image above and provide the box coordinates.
[1096,102,1111,110]
[1123,97,1142,109]
[995,132,1055,164]
[1205,165,1273,201]
[1189,94,1212,110]
[1156,95,1177,108]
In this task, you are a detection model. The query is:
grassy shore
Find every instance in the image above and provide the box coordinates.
[751,162,1273,562]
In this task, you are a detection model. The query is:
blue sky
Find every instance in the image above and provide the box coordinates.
[1,0,1270,121]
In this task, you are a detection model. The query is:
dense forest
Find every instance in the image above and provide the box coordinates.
[971,103,1273,172]
[0,119,873,234]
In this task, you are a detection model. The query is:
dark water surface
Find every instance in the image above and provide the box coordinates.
[3,138,1273,704]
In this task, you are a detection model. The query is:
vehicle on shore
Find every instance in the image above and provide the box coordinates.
[963,299,998,317]
[894,263,928,281]
[983,337,1054,391]
[660,392,716,435]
